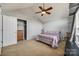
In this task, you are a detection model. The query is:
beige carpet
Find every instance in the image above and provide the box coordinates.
[2,39,66,56]
[0,48,1,55]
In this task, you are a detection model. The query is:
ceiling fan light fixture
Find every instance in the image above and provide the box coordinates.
[41,11,46,14]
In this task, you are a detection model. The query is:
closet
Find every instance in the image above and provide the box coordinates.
[17,19,26,41]
[0,14,17,55]
[3,15,17,47]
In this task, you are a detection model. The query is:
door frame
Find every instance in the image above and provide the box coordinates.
[17,19,27,40]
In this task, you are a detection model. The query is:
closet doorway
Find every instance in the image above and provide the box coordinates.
[17,19,27,41]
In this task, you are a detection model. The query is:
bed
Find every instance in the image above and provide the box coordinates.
[37,31,62,48]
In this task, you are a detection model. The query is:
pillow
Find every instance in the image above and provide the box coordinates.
[44,31,59,35]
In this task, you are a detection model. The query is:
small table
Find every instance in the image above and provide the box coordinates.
[64,32,71,40]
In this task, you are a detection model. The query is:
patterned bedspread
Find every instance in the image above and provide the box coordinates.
[37,32,60,48]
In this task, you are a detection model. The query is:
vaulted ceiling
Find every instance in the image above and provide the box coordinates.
[0,3,69,23]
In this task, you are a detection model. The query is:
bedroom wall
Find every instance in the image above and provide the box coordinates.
[43,18,71,39]
[27,20,43,40]
[43,4,71,39]
[2,9,43,40]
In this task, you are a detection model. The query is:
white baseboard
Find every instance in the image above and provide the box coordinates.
[3,41,17,47]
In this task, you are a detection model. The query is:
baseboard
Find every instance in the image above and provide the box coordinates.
[3,41,17,47]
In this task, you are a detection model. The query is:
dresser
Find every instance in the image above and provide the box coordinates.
[17,30,24,41]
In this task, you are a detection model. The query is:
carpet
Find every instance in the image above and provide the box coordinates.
[2,39,66,56]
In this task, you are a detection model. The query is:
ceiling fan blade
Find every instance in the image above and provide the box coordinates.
[46,12,51,14]
[45,7,53,11]
[39,6,43,11]
[35,11,41,14]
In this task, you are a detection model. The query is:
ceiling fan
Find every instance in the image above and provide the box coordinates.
[35,3,53,16]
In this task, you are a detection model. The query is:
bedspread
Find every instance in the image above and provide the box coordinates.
[37,33,60,48]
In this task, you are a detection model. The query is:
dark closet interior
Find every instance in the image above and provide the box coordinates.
[17,19,27,41]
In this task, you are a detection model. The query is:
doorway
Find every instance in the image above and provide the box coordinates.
[17,19,27,41]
